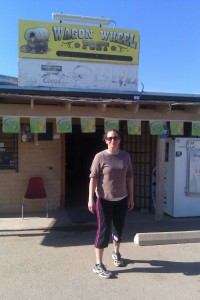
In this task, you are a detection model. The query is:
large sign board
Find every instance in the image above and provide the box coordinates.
[18,20,139,65]
[18,58,138,91]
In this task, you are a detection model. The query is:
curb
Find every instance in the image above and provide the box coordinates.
[133,230,200,246]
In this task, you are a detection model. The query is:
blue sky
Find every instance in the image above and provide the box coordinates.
[1,0,200,94]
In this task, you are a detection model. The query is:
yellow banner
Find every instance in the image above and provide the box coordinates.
[3,116,20,133]
[81,118,96,133]
[104,119,119,131]
[149,120,164,135]
[170,121,184,135]
[19,20,139,64]
[192,121,200,136]
[56,117,72,133]
[127,120,141,135]
[30,117,46,133]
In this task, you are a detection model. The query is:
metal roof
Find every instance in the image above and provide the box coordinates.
[0,73,200,107]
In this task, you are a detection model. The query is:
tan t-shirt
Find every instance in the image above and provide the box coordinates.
[89,149,133,200]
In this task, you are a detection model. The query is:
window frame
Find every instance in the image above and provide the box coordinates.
[0,125,18,171]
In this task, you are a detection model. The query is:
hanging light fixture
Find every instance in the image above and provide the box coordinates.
[52,13,116,26]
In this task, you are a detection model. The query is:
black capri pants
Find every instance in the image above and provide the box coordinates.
[95,197,128,249]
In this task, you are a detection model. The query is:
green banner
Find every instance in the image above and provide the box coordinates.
[170,121,184,135]
[3,116,20,133]
[30,117,46,133]
[149,120,164,135]
[81,118,96,133]
[104,119,119,132]
[56,117,72,133]
[192,121,200,136]
[127,120,141,135]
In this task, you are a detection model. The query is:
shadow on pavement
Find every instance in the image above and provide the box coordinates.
[112,260,200,277]
[1,210,200,249]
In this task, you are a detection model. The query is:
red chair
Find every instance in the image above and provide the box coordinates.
[22,177,48,219]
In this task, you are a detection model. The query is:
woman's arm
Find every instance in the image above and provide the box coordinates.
[127,176,134,211]
[88,177,97,214]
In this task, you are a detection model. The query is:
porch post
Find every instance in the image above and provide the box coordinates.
[155,136,166,221]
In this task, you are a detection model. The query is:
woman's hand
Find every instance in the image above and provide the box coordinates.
[128,198,134,211]
[88,198,96,214]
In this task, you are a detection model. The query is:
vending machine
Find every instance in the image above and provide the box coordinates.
[164,138,200,217]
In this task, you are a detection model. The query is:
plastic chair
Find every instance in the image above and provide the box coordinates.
[22,177,48,219]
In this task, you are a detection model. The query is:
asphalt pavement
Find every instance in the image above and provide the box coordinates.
[0,210,200,299]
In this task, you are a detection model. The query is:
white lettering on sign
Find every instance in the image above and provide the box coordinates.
[52,27,137,48]
[53,26,93,40]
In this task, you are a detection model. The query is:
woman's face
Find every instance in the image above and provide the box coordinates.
[105,130,120,152]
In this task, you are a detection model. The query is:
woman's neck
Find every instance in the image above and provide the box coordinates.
[106,148,119,154]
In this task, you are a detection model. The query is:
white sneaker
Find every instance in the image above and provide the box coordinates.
[112,252,123,267]
[93,263,112,278]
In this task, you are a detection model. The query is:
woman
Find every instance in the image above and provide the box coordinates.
[88,129,134,278]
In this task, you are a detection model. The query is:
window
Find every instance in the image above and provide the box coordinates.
[0,124,18,170]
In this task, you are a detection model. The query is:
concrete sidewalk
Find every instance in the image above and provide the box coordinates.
[1,210,200,245]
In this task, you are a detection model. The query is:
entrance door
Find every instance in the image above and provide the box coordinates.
[65,125,104,210]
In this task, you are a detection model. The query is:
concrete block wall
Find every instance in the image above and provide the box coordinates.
[0,122,61,214]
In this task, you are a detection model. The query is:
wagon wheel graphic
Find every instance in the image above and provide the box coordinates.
[35,44,42,53]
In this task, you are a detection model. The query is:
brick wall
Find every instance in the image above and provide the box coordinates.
[0,123,61,215]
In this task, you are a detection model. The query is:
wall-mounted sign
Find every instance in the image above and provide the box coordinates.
[19,20,139,65]
[21,124,34,142]
[18,58,138,91]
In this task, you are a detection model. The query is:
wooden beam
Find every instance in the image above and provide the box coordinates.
[155,136,166,221]
[97,103,107,112]
[65,103,71,112]
[31,98,34,109]
[184,106,200,115]
[156,104,171,114]
[60,134,65,209]
[127,103,139,114]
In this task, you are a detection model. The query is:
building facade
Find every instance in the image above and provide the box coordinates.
[1,82,200,219]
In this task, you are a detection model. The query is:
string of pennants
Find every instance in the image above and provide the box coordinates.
[2,116,200,136]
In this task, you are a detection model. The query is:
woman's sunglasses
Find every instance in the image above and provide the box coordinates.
[106,136,119,141]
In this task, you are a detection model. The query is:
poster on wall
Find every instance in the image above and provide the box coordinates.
[21,124,34,142]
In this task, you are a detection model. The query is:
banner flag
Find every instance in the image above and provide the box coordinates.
[127,120,141,135]
[3,116,20,133]
[104,119,119,132]
[170,121,184,135]
[149,120,164,135]
[192,121,200,136]
[56,117,72,133]
[81,117,96,133]
[30,117,46,133]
